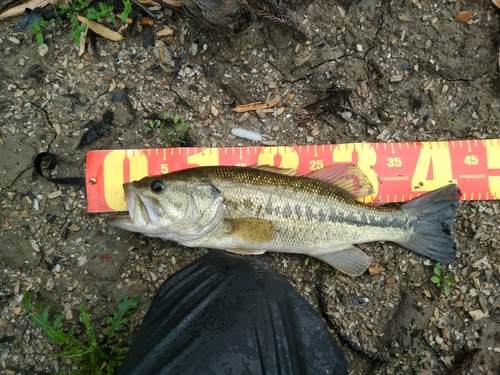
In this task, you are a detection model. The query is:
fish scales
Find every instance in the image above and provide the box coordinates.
[179,167,410,250]
[107,165,460,276]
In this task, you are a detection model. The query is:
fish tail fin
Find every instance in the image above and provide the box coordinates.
[396,184,461,264]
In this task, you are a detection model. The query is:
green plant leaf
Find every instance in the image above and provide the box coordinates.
[304,257,309,266]
[433,264,441,277]
[23,292,32,314]
[121,0,132,22]
[105,296,139,341]
[430,276,441,285]
[36,33,44,46]
[444,276,454,283]
[80,305,98,347]
[443,284,451,296]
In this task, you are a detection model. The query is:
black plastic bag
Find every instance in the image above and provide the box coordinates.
[118,252,348,375]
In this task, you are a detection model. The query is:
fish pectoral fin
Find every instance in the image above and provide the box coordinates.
[225,218,276,243]
[226,248,267,255]
[316,246,372,276]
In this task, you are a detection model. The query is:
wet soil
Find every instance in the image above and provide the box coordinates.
[0,0,500,374]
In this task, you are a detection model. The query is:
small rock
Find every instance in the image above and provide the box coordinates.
[19,57,25,66]
[45,278,55,291]
[368,266,384,275]
[8,36,20,44]
[38,43,49,57]
[69,223,81,232]
[190,43,199,56]
[340,111,352,120]
[268,81,276,88]
[306,136,314,142]
[357,82,369,97]
[455,11,472,23]
[310,127,319,136]
[82,52,94,61]
[390,75,403,82]
[78,256,88,267]
[276,107,285,116]
[48,190,62,199]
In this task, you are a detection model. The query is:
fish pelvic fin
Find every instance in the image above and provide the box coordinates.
[316,246,372,276]
[226,218,276,243]
[398,184,461,264]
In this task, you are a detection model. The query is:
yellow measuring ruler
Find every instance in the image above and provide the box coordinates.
[85,139,500,212]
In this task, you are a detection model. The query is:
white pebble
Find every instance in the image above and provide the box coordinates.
[231,128,271,142]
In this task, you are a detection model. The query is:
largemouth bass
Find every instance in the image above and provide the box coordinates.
[107,165,460,276]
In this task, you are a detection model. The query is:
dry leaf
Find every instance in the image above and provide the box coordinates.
[494,0,500,9]
[156,26,174,37]
[211,106,219,116]
[139,17,154,26]
[232,100,281,113]
[424,78,434,91]
[76,15,124,42]
[469,309,488,321]
[0,0,51,20]
[78,24,88,56]
[368,266,384,275]
[456,11,472,23]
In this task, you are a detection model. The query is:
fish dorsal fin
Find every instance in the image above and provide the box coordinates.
[306,164,374,198]
[250,164,373,198]
[249,165,297,176]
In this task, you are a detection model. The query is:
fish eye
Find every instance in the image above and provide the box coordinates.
[150,180,164,193]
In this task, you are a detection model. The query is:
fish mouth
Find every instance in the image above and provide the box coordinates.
[106,183,161,231]
[124,183,160,225]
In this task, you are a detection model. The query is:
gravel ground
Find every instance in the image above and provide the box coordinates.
[0,0,499,374]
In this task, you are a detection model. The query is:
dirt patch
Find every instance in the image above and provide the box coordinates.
[0,0,499,374]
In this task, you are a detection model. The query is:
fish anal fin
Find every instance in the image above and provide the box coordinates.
[316,246,372,276]
[226,218,276,243]
[306,164,374,199]
[226,248,267,255]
